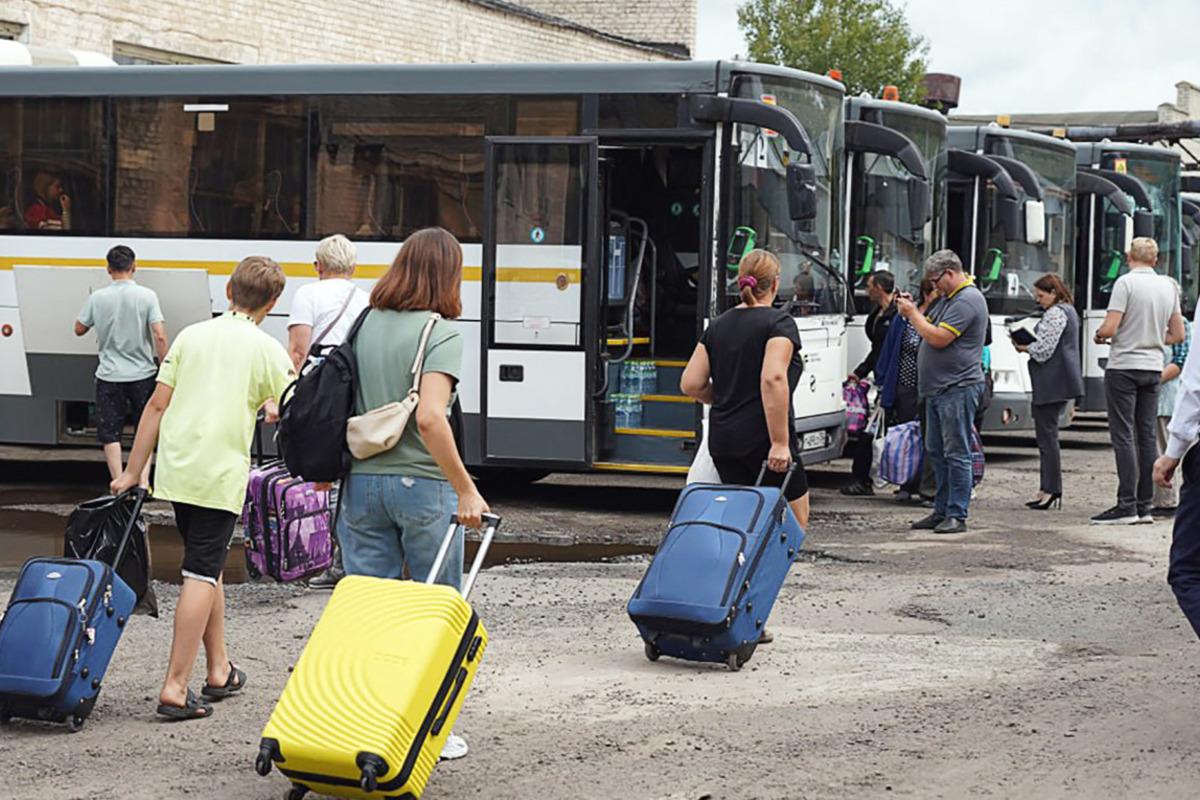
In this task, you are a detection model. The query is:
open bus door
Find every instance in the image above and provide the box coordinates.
[480,136,599,468]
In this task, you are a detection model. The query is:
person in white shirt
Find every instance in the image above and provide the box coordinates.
[1154,304,1200,640]
[286,234,370,590]
[1092,237,1185,525]
[286,234,370,372]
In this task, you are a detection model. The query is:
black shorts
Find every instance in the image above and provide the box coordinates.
[172,503,238,584]
[95,377,157,445]
[711,453,809,502]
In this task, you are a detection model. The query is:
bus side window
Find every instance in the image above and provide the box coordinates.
[113,97,306,239]
[0,98,107,235]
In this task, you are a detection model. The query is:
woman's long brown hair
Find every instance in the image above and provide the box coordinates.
[1033,273,1073,306]
[370,227,463,318]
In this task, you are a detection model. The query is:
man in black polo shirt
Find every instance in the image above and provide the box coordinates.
[897,250,988,534]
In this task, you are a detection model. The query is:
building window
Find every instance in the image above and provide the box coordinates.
[0,20,26,41]
[112,42,226,66]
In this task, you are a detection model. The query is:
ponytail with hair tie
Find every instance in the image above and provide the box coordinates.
[737,276,758,291]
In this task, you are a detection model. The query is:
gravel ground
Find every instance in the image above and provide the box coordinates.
[1,420,1197,799]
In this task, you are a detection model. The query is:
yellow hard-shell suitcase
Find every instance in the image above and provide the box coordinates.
[255,514,499,800]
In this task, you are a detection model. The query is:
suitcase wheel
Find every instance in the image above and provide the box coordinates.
[67,715,85,733]
[726,653,742,671]
[285,786,309,800]
[644,642,661,662]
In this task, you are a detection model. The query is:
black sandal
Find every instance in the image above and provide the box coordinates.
[156,688,213,721]
[839,482,874,497]
[201,662,247,700]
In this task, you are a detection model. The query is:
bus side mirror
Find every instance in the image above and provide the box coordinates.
[907,179,932,234]
[1123,215,1135,253]
[1024,200,1046,246]
[1134,209,1154,238]
[1000,197,1021,241]
[787,162,819,221]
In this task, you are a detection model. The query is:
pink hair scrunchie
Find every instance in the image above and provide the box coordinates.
[738,275,758,290]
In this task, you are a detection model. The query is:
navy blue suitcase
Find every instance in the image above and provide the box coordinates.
[0,535,137,731]
[628,464,805,671]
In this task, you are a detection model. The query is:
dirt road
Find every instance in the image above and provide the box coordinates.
[2,421,1197,799]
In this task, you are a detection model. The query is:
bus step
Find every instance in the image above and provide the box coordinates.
[639,396,697,430]
[610,429,697,466]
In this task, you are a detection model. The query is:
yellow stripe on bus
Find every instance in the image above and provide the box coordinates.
[592,462,691,475]
[0,258,580,284]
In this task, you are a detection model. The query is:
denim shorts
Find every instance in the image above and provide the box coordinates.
[337,473,462,589]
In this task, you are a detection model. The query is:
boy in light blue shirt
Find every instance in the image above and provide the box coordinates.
[74,245,168,485]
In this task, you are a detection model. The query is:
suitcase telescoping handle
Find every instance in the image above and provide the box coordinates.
[110,487,149,571]
[427,512,502,601]
[755,460,799,497]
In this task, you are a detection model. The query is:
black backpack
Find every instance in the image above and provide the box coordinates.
[276,308,370,482]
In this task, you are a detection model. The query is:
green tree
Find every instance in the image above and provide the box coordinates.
[738,0,929,103]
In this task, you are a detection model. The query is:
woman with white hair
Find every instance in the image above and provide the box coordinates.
[287,233,371,590]
[286,234,370,370]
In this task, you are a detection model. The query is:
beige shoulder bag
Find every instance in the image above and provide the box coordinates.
[346,312,442,459]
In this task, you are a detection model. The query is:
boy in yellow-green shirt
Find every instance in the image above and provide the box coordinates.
[112,256,294,720]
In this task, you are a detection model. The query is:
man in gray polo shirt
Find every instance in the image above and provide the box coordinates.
[1093,237,1185,525]
[897,250,988,534]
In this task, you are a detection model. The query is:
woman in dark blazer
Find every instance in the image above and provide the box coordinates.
[1017,273,1084,509]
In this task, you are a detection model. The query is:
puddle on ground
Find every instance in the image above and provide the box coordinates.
[0,508,654,585]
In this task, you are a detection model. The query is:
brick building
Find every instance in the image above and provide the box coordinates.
[0,0,696,65]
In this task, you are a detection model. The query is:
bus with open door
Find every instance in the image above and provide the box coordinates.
[0,61,849,479]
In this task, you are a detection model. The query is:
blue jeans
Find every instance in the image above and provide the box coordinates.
[925,382,985,521]
[338,473,462,589]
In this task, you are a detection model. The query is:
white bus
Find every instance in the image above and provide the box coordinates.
[946,125,1076,432]
[0,61,849,479]
[843,96,946,372]
[1073,142,1183,411]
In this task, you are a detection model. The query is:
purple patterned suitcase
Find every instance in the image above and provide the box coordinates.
[242,463,333,582]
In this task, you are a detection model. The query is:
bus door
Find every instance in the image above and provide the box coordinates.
[481,136,599,466]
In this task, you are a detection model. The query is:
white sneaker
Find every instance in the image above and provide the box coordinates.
[1136,515,1155,525]
[440,732,468,761]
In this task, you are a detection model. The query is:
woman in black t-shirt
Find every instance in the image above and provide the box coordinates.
[680,249,809,528]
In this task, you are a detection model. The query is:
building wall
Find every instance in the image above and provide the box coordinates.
[508,0,696,56]
[0,0,687,65]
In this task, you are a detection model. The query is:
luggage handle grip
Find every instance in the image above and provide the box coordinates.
[427,512,502,600]
[110,487,149,572]
[755,460,798,496]
[430,667,468,736]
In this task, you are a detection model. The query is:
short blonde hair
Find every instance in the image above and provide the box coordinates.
[315,234,357,275]
[1129,237,1159,266]
[230,256,285,310]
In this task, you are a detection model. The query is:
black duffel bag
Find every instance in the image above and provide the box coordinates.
[64,488,159,617]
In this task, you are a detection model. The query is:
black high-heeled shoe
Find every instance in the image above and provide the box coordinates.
[1026,493,1062,510]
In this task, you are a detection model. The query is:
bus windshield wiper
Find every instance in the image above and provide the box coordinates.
[799,248,846,287]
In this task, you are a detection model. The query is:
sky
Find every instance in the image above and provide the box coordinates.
[696,0,1200,114]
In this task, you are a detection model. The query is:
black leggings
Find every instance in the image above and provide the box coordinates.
[712,453,809,502]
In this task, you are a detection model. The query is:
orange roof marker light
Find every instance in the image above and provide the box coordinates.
[882,85,900,102]
[827,68,843,82]
[996,114,1012,128]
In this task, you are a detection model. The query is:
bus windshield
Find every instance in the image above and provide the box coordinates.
[731,74,844,315]
[1090,195,1133,309]
[980,138,1076,316]
[853,110,946,295]
[1103,153,1181,282]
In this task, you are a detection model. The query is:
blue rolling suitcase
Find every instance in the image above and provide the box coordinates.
[0,495,140,731]
[628,464,805,671]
